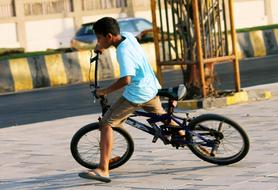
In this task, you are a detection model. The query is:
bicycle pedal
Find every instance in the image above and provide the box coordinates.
[109,156,121,163]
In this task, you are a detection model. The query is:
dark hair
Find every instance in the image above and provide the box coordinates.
[93,17,120,36]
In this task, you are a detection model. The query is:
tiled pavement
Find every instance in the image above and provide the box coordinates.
[1,83,278,190]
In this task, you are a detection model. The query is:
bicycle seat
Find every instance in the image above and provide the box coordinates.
[157,84,187,101]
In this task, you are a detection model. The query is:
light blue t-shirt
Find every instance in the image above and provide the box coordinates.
[116,32,161,104]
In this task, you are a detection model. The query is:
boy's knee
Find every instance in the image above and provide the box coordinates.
[99,119,113,130]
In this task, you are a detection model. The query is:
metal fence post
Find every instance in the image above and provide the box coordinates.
[192,0,206,97]
[229,0,241,92]
[151,0,163,85]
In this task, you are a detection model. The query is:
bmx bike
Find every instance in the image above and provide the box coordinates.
[70,52,250,170]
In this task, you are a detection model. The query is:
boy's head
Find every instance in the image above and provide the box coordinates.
[93,17,120,36]
[93,17,120,49]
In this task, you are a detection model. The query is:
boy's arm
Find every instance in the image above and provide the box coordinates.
[96,76,131,96]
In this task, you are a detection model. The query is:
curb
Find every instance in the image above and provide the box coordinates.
[177,89,272,110]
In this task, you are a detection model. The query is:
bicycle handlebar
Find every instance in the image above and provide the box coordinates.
[89,52,108,113]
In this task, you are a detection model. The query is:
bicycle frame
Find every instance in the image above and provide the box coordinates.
[125,110,215,147]
[90,52,215,148]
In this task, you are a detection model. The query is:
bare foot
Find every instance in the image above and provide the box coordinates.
[89,168,109,177]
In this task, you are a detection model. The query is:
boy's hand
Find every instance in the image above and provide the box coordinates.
[95,89,106,97]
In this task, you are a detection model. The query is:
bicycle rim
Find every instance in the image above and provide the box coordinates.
[71,123,134,170]
[187,114,249,165]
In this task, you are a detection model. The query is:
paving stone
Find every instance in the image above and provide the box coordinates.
[1,84,278,189]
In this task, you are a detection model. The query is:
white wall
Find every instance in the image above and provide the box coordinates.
[234,0,267,28]
[134,10,152,22]
[271,0,278,23]
[82,13,121,24]
[135,1,272,31]
[0,0,277,51]
[25,18,75,51]
[0,23,19,48]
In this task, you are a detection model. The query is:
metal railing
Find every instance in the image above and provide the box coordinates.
[0,0,15,18]
[0,0,149,18]
[23,0,72,16]
[153,0,230,65]
[82,0,127,11]
[151,0,240,97]
[0,0,131,17]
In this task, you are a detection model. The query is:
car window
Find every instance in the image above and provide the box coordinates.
[119,21,137,34]
[76,24,95,36]
[133,19,152,32]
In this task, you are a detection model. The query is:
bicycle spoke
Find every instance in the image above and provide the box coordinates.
[218,121,224,132]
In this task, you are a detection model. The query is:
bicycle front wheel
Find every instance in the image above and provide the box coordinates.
[187,114,249,165]
[70,122,134,170]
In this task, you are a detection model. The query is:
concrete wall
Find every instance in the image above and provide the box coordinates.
[0,23,19,48]
[236,29,278,58]
[1,27,278,94]
[0,0,277,51]
[1,1,278,95]
[0,0,136,51]
[25,18,76,51]
[234,0,267,28]
[0,42,157,93]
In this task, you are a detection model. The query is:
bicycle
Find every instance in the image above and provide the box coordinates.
[70,52,250,170]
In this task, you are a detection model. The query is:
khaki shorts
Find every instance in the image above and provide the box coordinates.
[99,96,166,127]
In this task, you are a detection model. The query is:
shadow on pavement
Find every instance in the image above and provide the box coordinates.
[0,165,218,189]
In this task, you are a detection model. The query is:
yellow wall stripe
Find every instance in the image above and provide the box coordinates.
[9,58,33,91]
[274,29,278,44]
[77,50,93,82]
[236,40,244,59]
[249,31,266,57]
[44,54,68,86]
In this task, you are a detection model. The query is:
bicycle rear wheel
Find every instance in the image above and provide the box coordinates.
[70,122,134,170]
[187,114,249,165]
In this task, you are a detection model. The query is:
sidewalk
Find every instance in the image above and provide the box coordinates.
[0,83,278,190]
[177,83,277,110]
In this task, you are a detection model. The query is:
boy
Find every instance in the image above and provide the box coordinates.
[81,17,166,182]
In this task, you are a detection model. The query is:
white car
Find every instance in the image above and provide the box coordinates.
[71,17,153,50]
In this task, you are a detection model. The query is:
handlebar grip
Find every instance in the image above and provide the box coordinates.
[90,52,100,63]
[90,56,98,63]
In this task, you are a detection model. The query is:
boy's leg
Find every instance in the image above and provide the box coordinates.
[142,96,185,135]
[93,123,113,177]
[89,97,139,177]
[142,96,175,125]
[142,96,166,115]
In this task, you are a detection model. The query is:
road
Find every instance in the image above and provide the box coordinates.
[1,55,278,128]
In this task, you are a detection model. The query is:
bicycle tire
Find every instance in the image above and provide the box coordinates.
[70,122,134,170]
[186,114,249,165]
